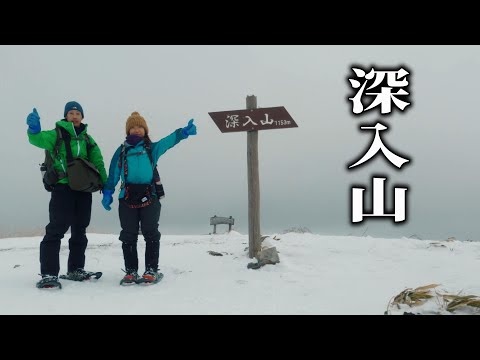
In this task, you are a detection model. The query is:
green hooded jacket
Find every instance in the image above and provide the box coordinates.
[28,119,108,186]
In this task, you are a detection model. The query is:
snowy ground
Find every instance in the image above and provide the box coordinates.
[1,231,480,315]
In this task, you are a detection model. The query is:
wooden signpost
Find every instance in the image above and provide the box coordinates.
[209,96,298,258]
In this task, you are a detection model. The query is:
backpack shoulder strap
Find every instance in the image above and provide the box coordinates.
[118,144,126,165]
[119,144,130,187]
[52,126,63,159]
[144,139,161,182]
[59,127,73,162]
[144,140,154,165]
[84,133,96,155]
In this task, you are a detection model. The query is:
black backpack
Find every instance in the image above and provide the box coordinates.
[40,126,101,192]
[40,127,65,192]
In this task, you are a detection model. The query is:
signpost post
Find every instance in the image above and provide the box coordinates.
[209,96,298,259]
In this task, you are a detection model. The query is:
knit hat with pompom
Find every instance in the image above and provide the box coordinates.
[125,111,149,135]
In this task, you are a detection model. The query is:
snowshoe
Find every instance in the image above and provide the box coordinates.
[59,269,102,281]
[36,275,62,289]
[136,270,164,285]
[120,270,140,286]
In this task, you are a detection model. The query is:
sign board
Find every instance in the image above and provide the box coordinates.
[210,216,234,226]
[209,106,297,133]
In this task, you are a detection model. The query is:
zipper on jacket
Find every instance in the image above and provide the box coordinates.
[59,158,66,173]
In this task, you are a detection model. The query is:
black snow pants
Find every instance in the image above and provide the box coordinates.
[40,184,92,276]
[118,198,161,272]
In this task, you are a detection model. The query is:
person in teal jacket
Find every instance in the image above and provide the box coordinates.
[26,101,108,289]
[102,111,196,285]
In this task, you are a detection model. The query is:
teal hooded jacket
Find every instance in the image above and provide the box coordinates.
[104,128,186,199]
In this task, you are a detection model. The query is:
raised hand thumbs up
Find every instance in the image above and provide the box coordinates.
[26,108,41,134]
[181,119,197,138]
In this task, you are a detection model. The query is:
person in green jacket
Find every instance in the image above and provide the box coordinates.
[26,101,108,289]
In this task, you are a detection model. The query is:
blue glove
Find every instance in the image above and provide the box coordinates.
[101,190,114,211]
[181,119,197,138]
[26,108,41,134]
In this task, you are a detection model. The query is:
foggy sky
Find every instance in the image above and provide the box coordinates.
[1,45,479,241]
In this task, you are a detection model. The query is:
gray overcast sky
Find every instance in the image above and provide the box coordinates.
[1,45,479,240]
